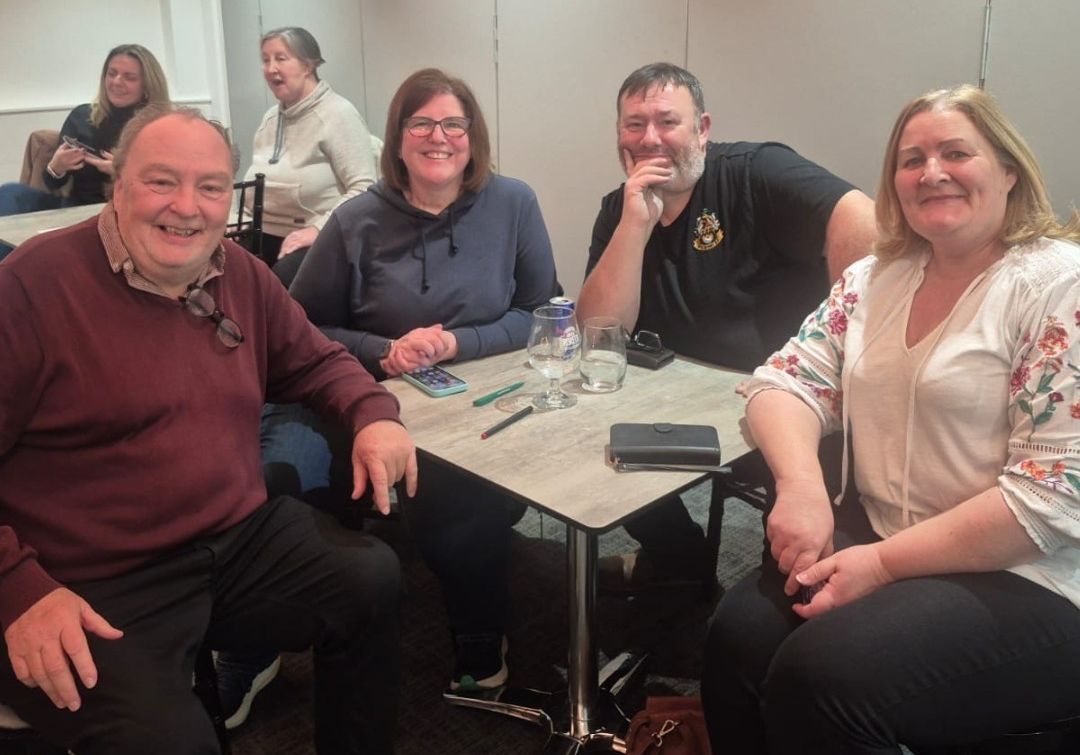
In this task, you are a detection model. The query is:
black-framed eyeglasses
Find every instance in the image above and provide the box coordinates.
[630,330,663,353]
[402,116,472,138]
[180,283,244,349]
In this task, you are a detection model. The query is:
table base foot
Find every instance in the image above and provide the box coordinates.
[444,685,630,753]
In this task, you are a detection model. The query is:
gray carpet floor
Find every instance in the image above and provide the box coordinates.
[231,481,766,755]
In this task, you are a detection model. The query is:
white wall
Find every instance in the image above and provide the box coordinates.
[0,0,228,183]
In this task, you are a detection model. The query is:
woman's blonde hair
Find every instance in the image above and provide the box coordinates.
[875,84,1080,260]
[90,44,170,127]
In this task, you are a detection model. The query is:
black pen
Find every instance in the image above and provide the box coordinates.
[480,406,534,439]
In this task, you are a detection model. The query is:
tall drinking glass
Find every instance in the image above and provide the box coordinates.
[527,305,580,409]
[580,316,627,393]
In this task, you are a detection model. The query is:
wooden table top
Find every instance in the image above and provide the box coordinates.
[384,350,753,532]
[0,203,104,248]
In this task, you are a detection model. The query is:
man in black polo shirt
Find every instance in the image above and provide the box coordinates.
[578,62,875,590]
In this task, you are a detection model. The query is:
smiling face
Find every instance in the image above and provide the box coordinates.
[617,83,710,193]
[112,114,234,294]
[399,92,472,196]
[261,37,316,108]
[103,54,145,109]
[894,108,1017,254]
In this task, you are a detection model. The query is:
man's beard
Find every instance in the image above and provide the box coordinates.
[624,140,706,194]
[664,140,706,193]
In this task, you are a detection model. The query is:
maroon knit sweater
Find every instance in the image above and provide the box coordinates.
[0,216,401,628]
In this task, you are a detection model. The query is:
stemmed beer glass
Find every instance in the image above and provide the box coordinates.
[527,305,580,409]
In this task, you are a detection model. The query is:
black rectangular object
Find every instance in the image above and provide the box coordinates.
[609,422,721,470]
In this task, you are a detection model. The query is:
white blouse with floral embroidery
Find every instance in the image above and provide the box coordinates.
[744,237,1080,608]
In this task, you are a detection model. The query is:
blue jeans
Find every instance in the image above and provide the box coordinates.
[0,182,63,216]
[702,499,1080,754]
[0,183,70,261]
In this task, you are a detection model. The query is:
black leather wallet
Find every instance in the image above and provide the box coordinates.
[625,341,675,369]
[609,422,722,471]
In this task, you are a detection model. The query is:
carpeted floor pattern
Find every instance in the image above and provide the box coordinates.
[230,481,766,755]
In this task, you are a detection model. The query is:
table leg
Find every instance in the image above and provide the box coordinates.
[443,523,633,752]
[567,524,597,737]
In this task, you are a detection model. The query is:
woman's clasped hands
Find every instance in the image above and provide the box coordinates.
[380,324,458,376]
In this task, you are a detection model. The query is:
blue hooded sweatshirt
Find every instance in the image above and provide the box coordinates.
[290,175,560,377]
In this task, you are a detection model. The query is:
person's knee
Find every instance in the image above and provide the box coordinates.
[73,688,220,755]
[334,537,402,617]
[762,624,886,749]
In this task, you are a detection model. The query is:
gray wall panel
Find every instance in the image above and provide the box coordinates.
[497,0,688,295]
[688,0,988,198]
[986,0,1080,216]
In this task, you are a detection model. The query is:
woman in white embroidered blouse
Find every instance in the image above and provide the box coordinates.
[702,85,1080,754]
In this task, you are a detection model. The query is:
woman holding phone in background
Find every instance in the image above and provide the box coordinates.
[0,44,170,216]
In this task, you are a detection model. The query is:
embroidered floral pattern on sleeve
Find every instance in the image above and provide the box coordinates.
[1008,311,1080,496]
[764,272,858,417]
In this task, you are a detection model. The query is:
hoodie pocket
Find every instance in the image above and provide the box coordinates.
[258,180,312,226]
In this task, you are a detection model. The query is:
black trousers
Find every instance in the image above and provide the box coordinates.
[0,497,401,755]
[701,499,1080,754]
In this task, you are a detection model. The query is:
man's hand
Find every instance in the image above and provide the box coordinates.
[350,419,418,514]
[4,588,123,711]
[792,543,894,619]
[619,148,670,231]
[766,477,835,596]
[280,226,320,258]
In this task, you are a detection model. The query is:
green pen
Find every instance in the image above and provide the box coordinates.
[472,380,525,407]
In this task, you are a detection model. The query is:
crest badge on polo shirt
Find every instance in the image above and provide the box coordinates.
[692,209,723,252]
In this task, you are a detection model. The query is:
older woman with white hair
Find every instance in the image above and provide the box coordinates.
[242,26,376,275]
[703,85,1080,753]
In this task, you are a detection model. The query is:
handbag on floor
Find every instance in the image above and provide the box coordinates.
[625,696,712,754]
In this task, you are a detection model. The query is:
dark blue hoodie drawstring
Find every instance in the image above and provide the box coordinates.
[449,204,459,257]
[414,203,460,293]
[416,231,430,293]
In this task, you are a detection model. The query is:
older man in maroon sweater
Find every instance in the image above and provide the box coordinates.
[0,105,417,754]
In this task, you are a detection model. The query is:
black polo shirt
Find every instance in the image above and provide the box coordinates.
[586,141,855,371]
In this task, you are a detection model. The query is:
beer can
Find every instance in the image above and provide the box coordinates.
[549,296,575,310]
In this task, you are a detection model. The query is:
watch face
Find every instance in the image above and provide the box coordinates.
[380,339,394,358]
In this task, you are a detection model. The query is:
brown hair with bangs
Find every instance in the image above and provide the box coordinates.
[380,68,492,194]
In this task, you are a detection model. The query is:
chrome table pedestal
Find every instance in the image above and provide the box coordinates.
[444,527,646,754]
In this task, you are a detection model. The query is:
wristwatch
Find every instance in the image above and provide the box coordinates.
[378,339,395,359]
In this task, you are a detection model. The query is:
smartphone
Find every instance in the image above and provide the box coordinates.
[402,365,468,397]
[62,135,103,158]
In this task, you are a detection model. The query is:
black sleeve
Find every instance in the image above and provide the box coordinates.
[748,144,856,266]
[41,107,86,191]
[584,189,624,282]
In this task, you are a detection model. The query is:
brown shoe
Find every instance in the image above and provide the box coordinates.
[598,550,712,595]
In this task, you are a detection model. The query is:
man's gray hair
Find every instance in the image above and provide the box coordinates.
[617,62,706,120]
[111,104,238,178]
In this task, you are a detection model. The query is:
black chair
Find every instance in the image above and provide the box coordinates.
[226,172,264,262]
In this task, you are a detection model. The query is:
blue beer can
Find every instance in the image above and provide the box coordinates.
[549,296,575,310]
